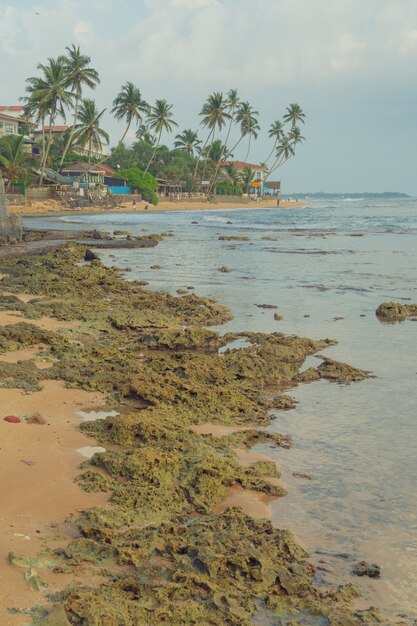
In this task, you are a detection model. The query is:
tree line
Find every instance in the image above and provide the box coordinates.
[0,44,306,198]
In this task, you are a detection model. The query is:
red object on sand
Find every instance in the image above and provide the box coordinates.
[4,415,21,423]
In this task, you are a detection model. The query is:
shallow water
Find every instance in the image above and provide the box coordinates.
[25,198,417,619]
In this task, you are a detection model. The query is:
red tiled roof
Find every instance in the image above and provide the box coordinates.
[0,105,24,111]
[221,160,267,171]
[44,125,69,132]
[99,164,117,176]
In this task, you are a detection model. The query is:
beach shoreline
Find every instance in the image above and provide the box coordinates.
[8,197,305,218]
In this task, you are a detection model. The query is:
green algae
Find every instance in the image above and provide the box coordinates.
[316,356,372,383]
[0,359,45,391]
[219,235,249,241]
[0,244,391,625]
[25,568,48,592]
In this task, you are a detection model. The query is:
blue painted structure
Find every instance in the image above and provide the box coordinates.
[108,186,131,195]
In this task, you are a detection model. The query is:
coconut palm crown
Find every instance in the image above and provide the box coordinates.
[111,82,149,145]
[174,129,201,156]
[60,44,101,164]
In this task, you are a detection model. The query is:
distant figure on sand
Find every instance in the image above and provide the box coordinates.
[144,203,149,210]
[132,198,137,210]
[276,197,280,207]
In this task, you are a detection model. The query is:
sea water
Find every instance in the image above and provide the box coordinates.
[24,198,417,620]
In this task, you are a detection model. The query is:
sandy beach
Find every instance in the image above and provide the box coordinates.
[8,197,304,217]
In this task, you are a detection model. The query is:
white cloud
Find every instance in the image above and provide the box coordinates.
[399,29,417,56]
[73,21,93,46]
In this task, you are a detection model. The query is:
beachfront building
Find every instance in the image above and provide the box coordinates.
[0,106,31,136]
[33,125,108,159]
[0,112,19,137]
[60,162,130,194]
[157,178,183,196]
[219,160,268,194]
[0,106,38,156]
[262,180,281,196]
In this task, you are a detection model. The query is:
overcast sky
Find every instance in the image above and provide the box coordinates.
[1,0,416,194]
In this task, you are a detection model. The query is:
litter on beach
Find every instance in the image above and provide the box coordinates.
[3,415,21,423]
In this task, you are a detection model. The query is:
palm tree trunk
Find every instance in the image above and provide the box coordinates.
[227,133,244,159]
[244,135,252,162]
[38,116,47,178]
[96,121,131,166]
[143,129,161,175]
[60,93,79,166]
[266,155,290,180]
[192,127,214,190]
[40,112,54,186]
[264,139,277,165]
[87,139,92,190]
[200,129,216,183]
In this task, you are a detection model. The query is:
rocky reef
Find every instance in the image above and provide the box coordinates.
[0,244,391,625]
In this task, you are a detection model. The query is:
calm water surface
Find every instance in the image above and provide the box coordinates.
[24,198,417,620]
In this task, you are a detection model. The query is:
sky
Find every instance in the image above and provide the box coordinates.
[1,0,416,194]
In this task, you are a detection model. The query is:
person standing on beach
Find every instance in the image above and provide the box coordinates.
[132,198,137,210]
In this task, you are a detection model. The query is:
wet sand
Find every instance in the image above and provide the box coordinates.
[0,297,109,624]
[0,310,78,332]
[0,381,109,626]
[213,485,274,519]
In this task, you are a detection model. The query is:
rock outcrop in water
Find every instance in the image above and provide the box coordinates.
[0,244,392,625]
[376,301,417,322]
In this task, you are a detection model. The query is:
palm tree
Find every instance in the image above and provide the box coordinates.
[264,120,284,164]
[193,92,230,188]
[72,99,109,163]
[243,116,260,161]
[228,101,259,159]
[27,57,74,184]
[136,123,156,145]
[283,103,306,127]
[288,125,305,145]
[266,136,296,180]
[0,135,27,191]
[174,129,201,156]
[239,166,256,194]
[21,80,49,169]
[60,44,100,165]
[144,99,178,174]
[206,140,228,193]
[225,163,240,186]
[207,89,239,194]
[111,82,149,147]
[224,88,239,154]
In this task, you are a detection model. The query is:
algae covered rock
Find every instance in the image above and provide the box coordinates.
[316,356,372,383]
[0,244,387,626]
[376,301,417,322]
[54,508,314,625]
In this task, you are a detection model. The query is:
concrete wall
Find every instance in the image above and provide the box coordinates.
[0,179,8,219]
[0,179,23,240]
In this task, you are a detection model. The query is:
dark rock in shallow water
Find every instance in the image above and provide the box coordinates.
[353,561,381,578]
[84,249,99,261]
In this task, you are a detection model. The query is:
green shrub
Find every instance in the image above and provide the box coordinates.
[118,168,159,205]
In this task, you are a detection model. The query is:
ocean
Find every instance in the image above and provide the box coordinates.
[24,197,417,620]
